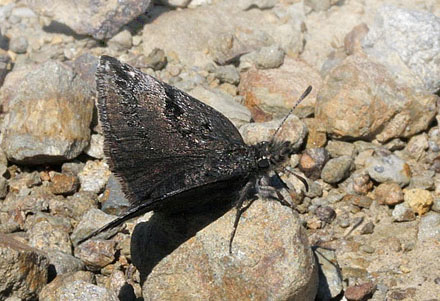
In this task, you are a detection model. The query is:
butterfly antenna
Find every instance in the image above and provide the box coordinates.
[270,86,312,144]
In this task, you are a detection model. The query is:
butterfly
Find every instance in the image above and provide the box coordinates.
[79,55,311,253]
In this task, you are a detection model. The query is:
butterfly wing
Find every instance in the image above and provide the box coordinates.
[96,56,251,207]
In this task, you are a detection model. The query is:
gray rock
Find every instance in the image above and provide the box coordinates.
[326,140,357,158]
[365,151,411,186]
[0,51,11,87]
[240,115,307,150]
[158,0,191,7]
[189,86,251,128]
[417,212,440,241]
[58,280,118,301]
[101,174,130,216]
[84,134,104,159]
[238,0,277,10]
[62,161,85,176]
[139,48,168,71]
[321,156,353,184]
[28,219,72,254]
[0,61,94,164]
[107,29,132,50]
[78,160,111,194]
[45,250,85,276]
[133,200,318,300]
[65,191,99,221]
[9,36,28,53]
[71,209,119,246]
[315,54,437,142]
[362,5,440,93]
[392,203,416,222]
[0,176,7,199]
[315,247,343,300]
[405,133,429,161]
[0,234,49,300]
[242,45,285,69]
[27,0,151,40]
[432,198,440,213]
[212,65,240,85]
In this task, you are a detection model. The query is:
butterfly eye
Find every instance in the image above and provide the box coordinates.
[258,158,270,169]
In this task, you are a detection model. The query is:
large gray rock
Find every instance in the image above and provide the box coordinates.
[315,54,437,142]
[0,234,49,300]
[0,60,94,164]
[362,5,440,93]
[132,200,318,300]
[26,0,151,40]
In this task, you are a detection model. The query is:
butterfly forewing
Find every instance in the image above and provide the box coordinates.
[96,56,253,207]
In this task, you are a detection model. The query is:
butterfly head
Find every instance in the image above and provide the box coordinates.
[254,141,293,170]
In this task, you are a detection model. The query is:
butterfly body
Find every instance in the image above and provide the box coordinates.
[79,56,309,249]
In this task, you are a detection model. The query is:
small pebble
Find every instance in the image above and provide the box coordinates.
[9,36,28,54]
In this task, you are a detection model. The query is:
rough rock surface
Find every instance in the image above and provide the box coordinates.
[27,0,152,40]
[132,200,318,300]
[0,60,94,164]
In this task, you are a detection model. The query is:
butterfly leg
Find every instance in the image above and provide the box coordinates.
[229,180,255,254]
[256,174,293,208]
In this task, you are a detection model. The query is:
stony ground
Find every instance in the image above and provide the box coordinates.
[0,0,439,300]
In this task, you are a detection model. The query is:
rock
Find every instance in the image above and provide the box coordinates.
[212,65,240,85]
[28,219,72,254]
[78,160,111,194]
[240,114,307,150]
[405,133,429,161]
[360,221,375,235]
[392,203,416,222]
[8,171,41,193]
[299,148,329,180]
[432,198,440,213]
[0,61,94,164]
[158,0,191,7]
[345,282,376,301]
[189,86,251,128]
[74,239,116,270]
[45,250,85,277]
[374,182,404,206]
[84,134,104,159]
[362,6,440,93]
[241,45,285,69]
[417,212,440,241]
[107,29,132,50]
[0,176,7,199]
[403,188,433,215]
[65,191,99,221]
[27,0,151,40]
[100,174,131,216]
[39,271,95,301]
[132,200,318,300]
[71,209,119,246]
[344,23,369,55]
[56,280,118,301]
[346,195,373,209]
[315,206,336,223]
[315,54,437,142]
[349,173,374,195]
[8,35,28,53]
[137,48,168,71]
[304,118,327,148]
[315,247,343,300]
[365,151,411,186]
[49,172,79,195]
[321,155,353,184]
[143,1,300,67]
[409,174,434,190]
[0,50,11,87]
[72,53,99,90]
[239,58,322,121]
[238,0,277,10]
[0,234,49,299]
[326,140,357,158]
[62,161,85,176]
